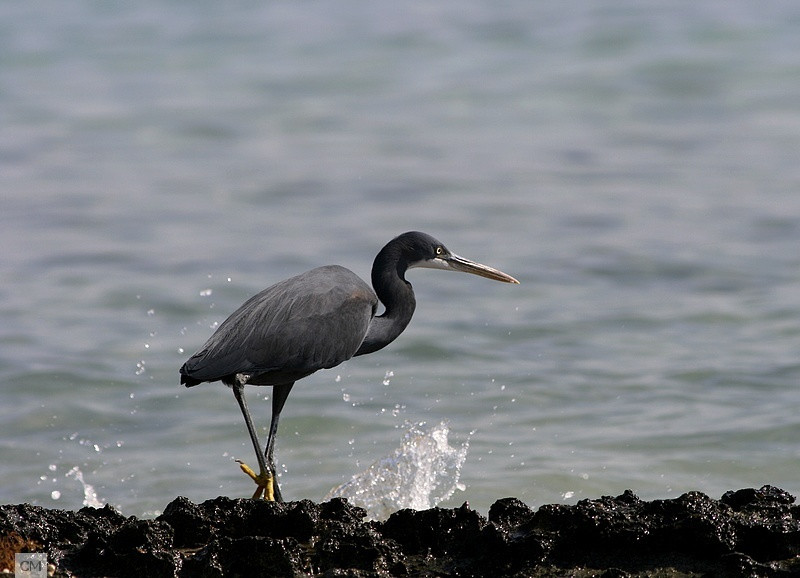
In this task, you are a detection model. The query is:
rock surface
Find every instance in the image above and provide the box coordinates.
[2,486,800,577]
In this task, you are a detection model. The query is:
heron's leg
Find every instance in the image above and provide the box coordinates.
[264,382,294,502]
[231,382,274,500]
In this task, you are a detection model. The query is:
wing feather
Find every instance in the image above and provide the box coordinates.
[180,265,377,386]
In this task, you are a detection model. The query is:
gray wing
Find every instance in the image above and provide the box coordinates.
[181,265,377,386]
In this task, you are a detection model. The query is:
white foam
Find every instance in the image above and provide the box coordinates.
[66,466,105,508]
[325,421,468,521]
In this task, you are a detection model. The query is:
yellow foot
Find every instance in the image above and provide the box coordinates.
[236,460,275,501]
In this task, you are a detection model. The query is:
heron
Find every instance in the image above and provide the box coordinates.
[180,231,519,501]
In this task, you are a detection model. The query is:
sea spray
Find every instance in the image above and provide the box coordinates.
[325,421,468,521]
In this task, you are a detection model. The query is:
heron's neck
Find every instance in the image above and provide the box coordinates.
[354,247,416,356]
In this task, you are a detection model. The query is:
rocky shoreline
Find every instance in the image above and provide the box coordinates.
[2,485,799,577]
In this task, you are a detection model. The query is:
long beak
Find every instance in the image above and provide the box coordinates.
[445,253,520,284]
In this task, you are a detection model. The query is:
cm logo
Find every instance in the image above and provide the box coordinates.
[15,553,47,577]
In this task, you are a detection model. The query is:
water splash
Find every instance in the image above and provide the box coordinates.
[66,466,104,508]
[324,421,468,521]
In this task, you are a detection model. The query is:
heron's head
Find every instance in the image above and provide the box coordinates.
[394,231,519,284]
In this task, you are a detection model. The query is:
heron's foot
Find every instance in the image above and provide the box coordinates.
[236,459,275,501]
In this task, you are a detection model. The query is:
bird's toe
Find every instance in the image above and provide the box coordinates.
[236,459,275,501]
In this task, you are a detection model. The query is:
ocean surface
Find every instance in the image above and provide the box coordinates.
[2,0,799,518]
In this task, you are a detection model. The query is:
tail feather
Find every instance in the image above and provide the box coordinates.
[180,364,203,387]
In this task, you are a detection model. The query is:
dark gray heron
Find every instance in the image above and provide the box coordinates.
[180,231,518,501]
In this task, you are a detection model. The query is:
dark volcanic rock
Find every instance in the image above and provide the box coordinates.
[2,486,800,577]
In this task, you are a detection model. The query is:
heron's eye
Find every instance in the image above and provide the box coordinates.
[436,246,443,256]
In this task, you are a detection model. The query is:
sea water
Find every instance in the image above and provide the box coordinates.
[2,0,799,518]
